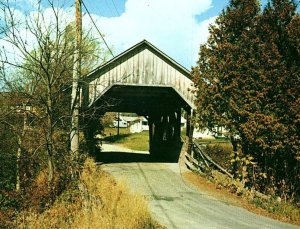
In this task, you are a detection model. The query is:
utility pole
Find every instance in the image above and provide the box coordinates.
[70,0,82,154]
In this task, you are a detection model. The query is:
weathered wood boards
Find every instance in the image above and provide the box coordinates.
[84,40,195,109]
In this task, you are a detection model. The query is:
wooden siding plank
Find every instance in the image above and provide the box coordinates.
[171,66,176,88]
[139,48,144,84]
[151,51,155,85]
[164,61,169,85]
[129,53,134,83]
[144,48,151,85]
[156,54,161,85]
[134,51,139,84]
[114,63,118,83]
[119,59,124,83]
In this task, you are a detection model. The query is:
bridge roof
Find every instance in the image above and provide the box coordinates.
[85,39,191,82]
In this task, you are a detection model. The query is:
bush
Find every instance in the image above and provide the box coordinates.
[0,191,20,228]
[202,143,232,170]
[211,170,245,196]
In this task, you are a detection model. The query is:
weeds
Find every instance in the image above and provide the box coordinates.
[251,196,300,223]
[16,158,159,229]
[199,143,300,225]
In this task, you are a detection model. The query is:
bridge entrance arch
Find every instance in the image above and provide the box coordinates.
[82,40,195,159]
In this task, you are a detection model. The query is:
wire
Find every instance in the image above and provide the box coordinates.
[110,0,120,16]
[82,0,114,57]
[104,0,114,16]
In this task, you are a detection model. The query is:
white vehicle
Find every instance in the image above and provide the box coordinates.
[141,118,149,131]
[113,117,128,128]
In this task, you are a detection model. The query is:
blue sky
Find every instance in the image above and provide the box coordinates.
[75,0,231,69]
[2,0,299,69]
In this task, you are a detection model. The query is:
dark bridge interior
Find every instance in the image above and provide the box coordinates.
[96,84,191,114]
[84,84,192,163]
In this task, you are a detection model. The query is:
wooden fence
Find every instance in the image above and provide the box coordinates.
[184,141,233,178]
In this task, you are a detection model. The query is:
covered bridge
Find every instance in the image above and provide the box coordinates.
[82,40,195,158]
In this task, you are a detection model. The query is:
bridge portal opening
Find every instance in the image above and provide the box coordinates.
[102,112,150,151]
[96,112,151,163]
[84,84,191,162]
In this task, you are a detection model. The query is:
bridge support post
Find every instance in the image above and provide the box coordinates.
[186,109,194,155]
[149,108,183,161]
[174,108,181,141]
[148,116,154,153]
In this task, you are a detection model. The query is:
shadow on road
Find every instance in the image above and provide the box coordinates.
[97,151,151,163]
[96,142,183,164]
[97,151,180,164]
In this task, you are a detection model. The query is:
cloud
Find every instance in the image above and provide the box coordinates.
[86,0,215,69]
[0,5,74,64]
[1,0,217,70]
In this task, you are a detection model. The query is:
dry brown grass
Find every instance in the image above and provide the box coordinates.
[184,171,300,226]
[17,158,160,229]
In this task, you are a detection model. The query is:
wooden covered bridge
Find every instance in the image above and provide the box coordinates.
[82,40,195,158]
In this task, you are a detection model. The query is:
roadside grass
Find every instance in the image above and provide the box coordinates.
[185,171,300,226]
[17,158,161,229]
[195,138,230,144]
[103,127,130,136]
[251,196,300,224]
[187,140,300,226]
[103,128,149,151]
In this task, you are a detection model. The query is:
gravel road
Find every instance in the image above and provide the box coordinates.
[100,143,299,229]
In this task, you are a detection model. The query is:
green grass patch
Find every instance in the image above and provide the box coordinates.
[194,139,232,170]
[195,138,231,144]
[202,143,233,170]
[103,127,130,136]
[103,128,149,151]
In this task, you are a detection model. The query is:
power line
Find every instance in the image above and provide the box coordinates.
[110,0,120,16]
[82,0,114,57]
[104,0,115,16]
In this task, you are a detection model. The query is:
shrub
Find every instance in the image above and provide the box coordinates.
[203,143,232,170]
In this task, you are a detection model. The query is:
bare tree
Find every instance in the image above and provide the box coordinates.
[0,0,109,188]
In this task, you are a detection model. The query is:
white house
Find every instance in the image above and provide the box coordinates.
[129,117,149,133]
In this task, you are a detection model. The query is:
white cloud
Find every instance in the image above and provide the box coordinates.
[0,8,27,64]
[86,0,215,69]
[1,0,217,69]
[0,6,74,64]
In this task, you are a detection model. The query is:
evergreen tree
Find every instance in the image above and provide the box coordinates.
[193,0,300,198]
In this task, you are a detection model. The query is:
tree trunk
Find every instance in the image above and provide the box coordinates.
[16,104,28,192]
[46,86,55,185]
[16,138,21,192]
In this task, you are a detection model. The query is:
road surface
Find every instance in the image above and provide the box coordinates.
[99,143,299,229]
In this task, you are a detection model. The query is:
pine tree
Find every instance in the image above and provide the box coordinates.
[193,0,300,198]
[193,0,260,136]
[255,0,300,197]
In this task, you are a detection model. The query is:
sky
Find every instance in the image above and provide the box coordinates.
[1,0,298,69]
[82,0,229,69]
